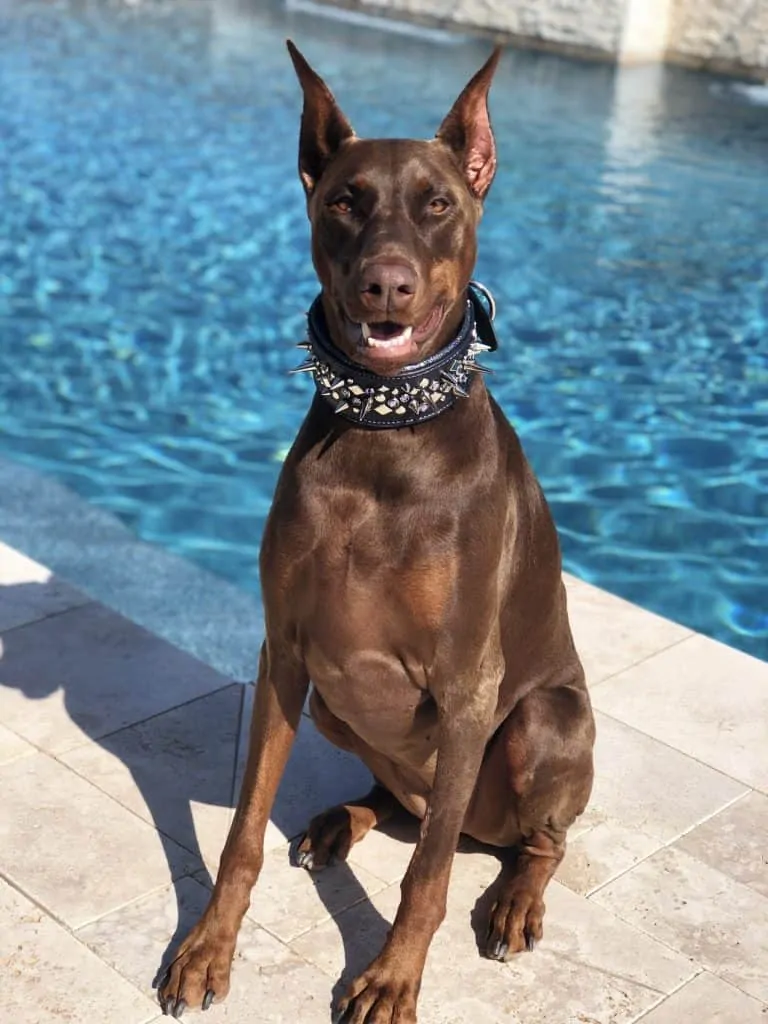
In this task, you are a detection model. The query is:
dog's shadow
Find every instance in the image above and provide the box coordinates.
[0,581,403,1016]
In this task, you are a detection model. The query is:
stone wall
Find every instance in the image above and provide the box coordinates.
[332,0,627,58]
[666,0,768,76]
[311,0,768,76]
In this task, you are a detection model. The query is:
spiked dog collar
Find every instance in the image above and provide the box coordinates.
[290,282,498,429]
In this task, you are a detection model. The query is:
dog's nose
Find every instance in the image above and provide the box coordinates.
[359,261,416,314]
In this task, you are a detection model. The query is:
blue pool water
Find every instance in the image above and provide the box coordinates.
[1,0,767,660]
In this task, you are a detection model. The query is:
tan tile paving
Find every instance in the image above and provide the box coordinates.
[245,840,388,943]
[61,684,244,872]
[592,846,768,1003]
[77,875,334,1022]
[564,574,692,685]
[591,634,768,790]
[0,601,232,754]
[635,971,768,1023]
[291,847,697,1024]
[2,540,768,1023]
[0,540,90,632]
[0,721,35,766]
[558,712,747,895]
[0,877,157,1024]
[0,751,198,929]
[673,790,768,898]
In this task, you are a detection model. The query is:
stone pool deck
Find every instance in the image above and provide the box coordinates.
[1,536,767,1024]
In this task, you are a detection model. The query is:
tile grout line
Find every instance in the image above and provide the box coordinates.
[587,629,695,691]
[592,707,759,793]
[47,746,210,868]
[584,787,753,900]
[0,866,161,1012]
[0,596,96,637]
[56,679,243,758]
[626,969,705,1023]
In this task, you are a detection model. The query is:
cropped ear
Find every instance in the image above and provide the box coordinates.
[286,40,356,196]
[436,48,501,200]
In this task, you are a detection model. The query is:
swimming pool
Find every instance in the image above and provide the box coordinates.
[1,0,766,660]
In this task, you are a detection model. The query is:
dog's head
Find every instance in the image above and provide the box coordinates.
[287,41,500,373]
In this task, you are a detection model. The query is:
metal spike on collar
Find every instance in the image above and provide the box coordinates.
[334,401,350,414]
[289,358,317,374]
[295,340,312,351]
[470,363,492,374]
[358,396,374,421]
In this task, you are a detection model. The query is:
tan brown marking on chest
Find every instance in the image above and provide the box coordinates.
[400,555,458,631]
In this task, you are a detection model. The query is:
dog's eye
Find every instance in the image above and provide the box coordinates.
[328,197,353,214]
[428,197,451,214]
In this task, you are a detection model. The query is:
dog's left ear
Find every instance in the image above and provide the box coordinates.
[436,48,501,200]
[286,40,356,197]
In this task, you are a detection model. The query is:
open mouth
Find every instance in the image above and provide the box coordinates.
[347,306,445,364]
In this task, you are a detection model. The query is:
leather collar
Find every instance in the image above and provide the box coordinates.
[290,282,498,429]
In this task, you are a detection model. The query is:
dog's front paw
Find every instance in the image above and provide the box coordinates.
[158,923,236,1017]
[333,956,420,1024]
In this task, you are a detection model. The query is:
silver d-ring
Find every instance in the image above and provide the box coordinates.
[470,280,496,321]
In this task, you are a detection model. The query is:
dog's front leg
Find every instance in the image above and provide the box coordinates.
[335,679,499,1024]
[159,641,308,1017]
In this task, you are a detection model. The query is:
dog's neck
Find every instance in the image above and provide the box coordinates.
[290,283,499,430]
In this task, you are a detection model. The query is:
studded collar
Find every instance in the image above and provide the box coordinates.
[290,282,499,429]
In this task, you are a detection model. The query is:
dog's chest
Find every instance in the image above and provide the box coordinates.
[278,492,457,742]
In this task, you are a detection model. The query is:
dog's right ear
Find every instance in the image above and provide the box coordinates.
[286,40,356,197]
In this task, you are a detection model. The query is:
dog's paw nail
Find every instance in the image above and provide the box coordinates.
[297,850,314,870]
[488,940,508,960]
[162,996,175,1015]
[172,998,186,1019]
[525,933,536,953]
[332,1005,348,1024]
[202,990,215,1011]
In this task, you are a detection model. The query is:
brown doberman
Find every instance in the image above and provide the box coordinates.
[159,41,595,1022]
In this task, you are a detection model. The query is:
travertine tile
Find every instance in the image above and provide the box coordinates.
[593,846,768,1002]
[673,791,768,898]
[0,877,156,1024]
[0,540,90,632]
[591,634,768,790]
[558,821,660,896]
[293,847,695,1024]
[636,972,768,1023]
[62,685,244,872]
[245,841,388,943]
[558,713,747,894]
[78,875,333,1023]
[564,575,691,686]
[348,811,420,885]
[234,705,374,853]
[0,722,35,766]
[0,752,197,929]
[0,601,233,754]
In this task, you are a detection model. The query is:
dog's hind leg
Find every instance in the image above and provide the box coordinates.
[295,783,398,871]
[476,683,595,961]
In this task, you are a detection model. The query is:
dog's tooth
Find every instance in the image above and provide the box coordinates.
[402,326,413,340]
[361,323,371,341]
